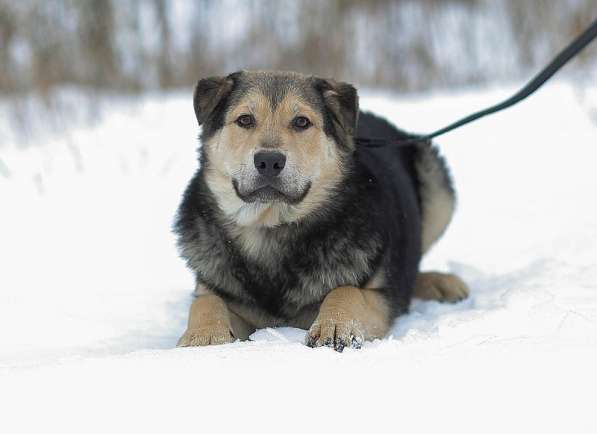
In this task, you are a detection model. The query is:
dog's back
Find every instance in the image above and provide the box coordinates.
[357,111,456,254]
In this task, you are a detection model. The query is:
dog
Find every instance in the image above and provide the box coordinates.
[175,70,469,351]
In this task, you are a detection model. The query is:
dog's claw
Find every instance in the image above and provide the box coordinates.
[350,335,363,349]
[306,320,365,352]
[306,333,362,352]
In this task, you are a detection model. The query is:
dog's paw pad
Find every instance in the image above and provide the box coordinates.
[414,272,469,303]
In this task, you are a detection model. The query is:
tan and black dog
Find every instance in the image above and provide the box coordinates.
[175,70,468,351]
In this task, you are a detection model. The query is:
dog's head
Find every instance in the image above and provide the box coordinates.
[194,70,358,227]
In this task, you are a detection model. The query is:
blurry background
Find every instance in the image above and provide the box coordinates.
[1,0,596,96]
[1,0,596,146]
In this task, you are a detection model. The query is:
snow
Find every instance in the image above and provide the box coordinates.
[1,81,597,433]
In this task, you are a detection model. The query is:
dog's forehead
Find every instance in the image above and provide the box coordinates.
[232,71,321,111]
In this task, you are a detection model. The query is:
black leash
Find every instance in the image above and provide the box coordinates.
[356,18,597,148]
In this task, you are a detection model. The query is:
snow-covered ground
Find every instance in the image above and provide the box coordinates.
[1,81,596,433]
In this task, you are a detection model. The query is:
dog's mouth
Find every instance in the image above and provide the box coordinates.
[232,179,311,205]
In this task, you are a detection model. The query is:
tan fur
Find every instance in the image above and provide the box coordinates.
[203,90,343,230]
[307,286,391,349]
[365,266,385,289]
[177,291,253,346]
[179,272,469,348]
[179,285,392,348]
[421,190,455,254]
[413,272,469,302]
[416,147,456,254]
[182,285,317,345]
[192,282,209,296]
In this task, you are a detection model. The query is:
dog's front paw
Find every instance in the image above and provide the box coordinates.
[306,315,364,352]
[177,324,235,347]
[306,286,390,352]
[414,272,469,302]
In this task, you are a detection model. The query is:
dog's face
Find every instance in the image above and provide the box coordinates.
[194,71,358,227]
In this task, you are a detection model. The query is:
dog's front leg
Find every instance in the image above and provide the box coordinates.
[177,290,252,347]
[306,286,391,352]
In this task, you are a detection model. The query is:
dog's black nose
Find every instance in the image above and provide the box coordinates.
[254,151,286,177]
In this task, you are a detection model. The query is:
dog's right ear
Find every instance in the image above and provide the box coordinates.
[311,77,359,138]
[193,74,236,125]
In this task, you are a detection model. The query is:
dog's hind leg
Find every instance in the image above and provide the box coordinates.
[177,290,254,347]
[414,145,469,303]
[416,143,456,255]
[413,272,469,303]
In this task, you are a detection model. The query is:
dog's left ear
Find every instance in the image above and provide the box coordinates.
[313,78,359,137]
[193,73,236,125]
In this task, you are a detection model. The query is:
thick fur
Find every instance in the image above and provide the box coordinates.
[175,70,464,349]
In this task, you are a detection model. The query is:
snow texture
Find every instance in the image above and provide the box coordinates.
[1,82,596,433]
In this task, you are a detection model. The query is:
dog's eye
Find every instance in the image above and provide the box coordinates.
[292,116,311,130]
[235,114,256,129]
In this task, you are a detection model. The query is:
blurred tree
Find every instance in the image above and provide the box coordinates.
[0,0,594,95]
[77,1,119,88]
[0,3,16,91]
[154,0,174,87]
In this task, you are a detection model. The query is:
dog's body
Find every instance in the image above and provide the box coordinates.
[176,71,468,350]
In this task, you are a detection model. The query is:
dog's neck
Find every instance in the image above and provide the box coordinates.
[231,201,298,227]
[227,222,291,262]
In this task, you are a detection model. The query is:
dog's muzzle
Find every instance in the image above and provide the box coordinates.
[232,177,311,205]
[232,151,311,205]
